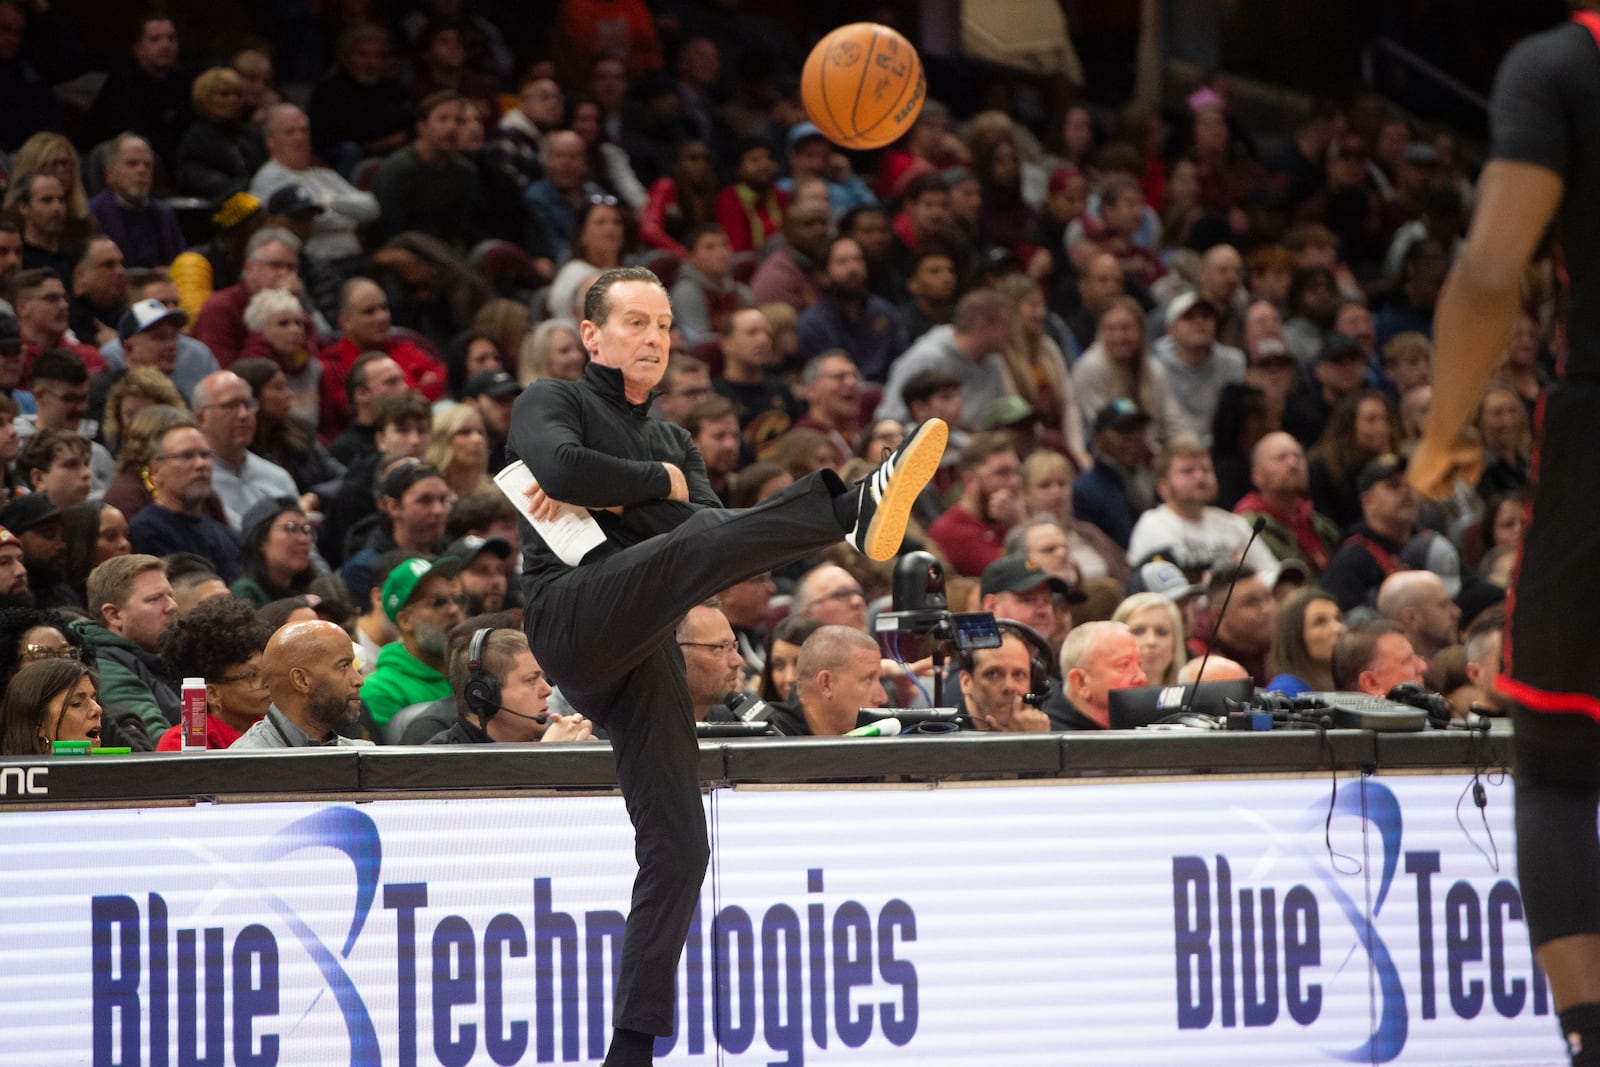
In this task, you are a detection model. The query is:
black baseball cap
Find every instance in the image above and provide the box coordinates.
[1357,452,1408,493]
[463,370,520,400]
[1317,335,1367,364]
[0,493,61,533]
[444,534,512,565]
[266,184,323,216]
[1093,398,1152,434]
[980,553,1084,603]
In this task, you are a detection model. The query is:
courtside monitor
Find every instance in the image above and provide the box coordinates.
[1106,678,1256,729]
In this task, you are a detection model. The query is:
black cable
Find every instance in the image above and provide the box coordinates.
[1321,719,1363,875]
[1455,716,1501,872]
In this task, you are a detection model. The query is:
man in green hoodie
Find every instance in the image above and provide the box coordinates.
[360,554,464,728]
[72,554,180,743]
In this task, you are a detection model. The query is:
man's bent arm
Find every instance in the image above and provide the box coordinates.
[510,383,674,506]
[1412,160,1563,496]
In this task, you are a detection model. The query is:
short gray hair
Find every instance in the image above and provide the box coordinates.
[1059,620,1131,675]
[1003,514,1066,556]
[246,227,301,261]
[243,286,302,332]
[262,102,306,139]
[802,349,854,385]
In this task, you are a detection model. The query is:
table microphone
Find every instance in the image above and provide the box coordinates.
[725,692,775,723]
[1179,515,1267,718]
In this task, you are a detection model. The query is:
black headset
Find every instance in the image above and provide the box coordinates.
[463,628,500,727]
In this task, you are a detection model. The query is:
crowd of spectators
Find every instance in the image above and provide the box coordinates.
[0,2,1541,752]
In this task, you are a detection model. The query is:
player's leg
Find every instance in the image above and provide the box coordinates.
[1512,703,1600,1064]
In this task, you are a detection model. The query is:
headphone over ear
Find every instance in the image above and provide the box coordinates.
[997,620,1057,707]
[958,619,1057,708]
[463,628,500,726]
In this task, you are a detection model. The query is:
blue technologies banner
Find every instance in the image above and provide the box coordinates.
[0,776,1567,1065]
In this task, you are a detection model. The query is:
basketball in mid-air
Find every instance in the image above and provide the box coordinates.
[800,22,926,151]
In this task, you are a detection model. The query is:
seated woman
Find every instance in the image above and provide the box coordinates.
[1072,296,1191,448]
[1112,592,1187,687]
[639,139,717,256]
[759,615,824,703]
[0,658,102,755]
[154,594,271,749]
[177,66,268,201]
[517,320,587,385]
[231,357,344,500]
[1473,382,1532,500]
[444,299,527,396]
[101,368,187,456]
[547,196,628,325]
[995,273,1088,468]
[230,497,318,607]
[62,500,132,606]
[240,287,322,428]
[425,404,492,498]
[1265,587,1346,696]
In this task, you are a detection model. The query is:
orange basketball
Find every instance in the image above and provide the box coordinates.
[801,23,926,151]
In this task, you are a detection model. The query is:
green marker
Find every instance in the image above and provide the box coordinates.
[845,718,903,737]
[88,747,133,756]
[51,740,91,756]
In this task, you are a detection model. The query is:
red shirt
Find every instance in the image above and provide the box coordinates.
[715,183,787,254]
[155,713,247,751]
[21,336,107,388]
[318,335,446,440]
[927,503,1010,577]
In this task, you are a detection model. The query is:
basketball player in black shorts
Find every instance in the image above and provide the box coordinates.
[1414,7,1600,1063]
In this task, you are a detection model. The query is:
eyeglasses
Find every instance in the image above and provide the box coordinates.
[219,670,265,687]
[153,447,213,464]
[23,644,79,662]
[680,640,738,655]
[204,398,259,415]
[428,595,468,611]
[277,520,315,537]
[818,587,866,604]
[588,193,619,207]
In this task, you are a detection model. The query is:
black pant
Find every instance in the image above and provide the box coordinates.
[522,471,847,1035]
[1503,382,1600,949]
[1512,702,1600,947]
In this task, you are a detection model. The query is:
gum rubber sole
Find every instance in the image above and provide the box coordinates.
[861,418,948,561]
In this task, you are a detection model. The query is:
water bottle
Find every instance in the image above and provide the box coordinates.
[181,678,207,751]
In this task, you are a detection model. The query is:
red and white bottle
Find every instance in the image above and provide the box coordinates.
[180,678,207,751]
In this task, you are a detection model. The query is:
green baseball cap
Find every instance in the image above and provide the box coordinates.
[381,555,463,623]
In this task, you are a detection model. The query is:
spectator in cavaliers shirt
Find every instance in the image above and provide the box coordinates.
[318,277,446,440]
[11,268,105,386]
